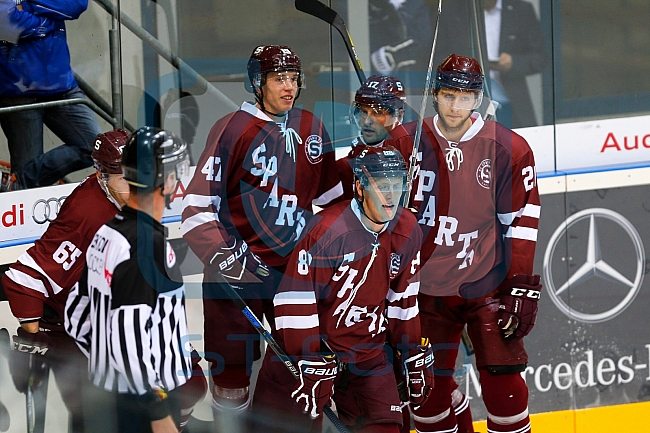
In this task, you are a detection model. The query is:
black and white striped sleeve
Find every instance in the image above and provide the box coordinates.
[64,266,91,357]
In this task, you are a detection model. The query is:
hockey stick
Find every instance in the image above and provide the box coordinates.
[26,354,49,433]
[402,0,442,209]
[295,0,366,84]
[214,274,351,433]
[0,329,10,433]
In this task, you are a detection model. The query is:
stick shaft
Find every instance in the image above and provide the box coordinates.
[403,0,442,208]
[215,275,350,433]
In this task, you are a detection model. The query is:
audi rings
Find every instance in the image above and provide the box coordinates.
[32,197,67,224]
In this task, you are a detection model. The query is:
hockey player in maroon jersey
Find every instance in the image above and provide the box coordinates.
[181,45,343,424]
[407,54,542,433]
[337,74,413,200]
[251,146,433,433]
[2,129,131,433]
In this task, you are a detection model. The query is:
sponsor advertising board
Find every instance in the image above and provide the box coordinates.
[456,181,650,417]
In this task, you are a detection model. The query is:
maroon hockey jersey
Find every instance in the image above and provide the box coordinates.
[182,103,343,270]
[336,124,414,200]
[274,200,423,364]
[3,176,121,322]
[408,113,540,297]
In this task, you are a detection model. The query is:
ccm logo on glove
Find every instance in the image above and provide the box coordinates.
[508,287,541,299]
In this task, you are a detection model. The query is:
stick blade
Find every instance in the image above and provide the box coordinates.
[295,0,338,25]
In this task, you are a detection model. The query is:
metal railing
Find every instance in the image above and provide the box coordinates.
[0,0,237,133]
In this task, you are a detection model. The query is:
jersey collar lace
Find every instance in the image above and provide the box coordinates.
[433,112,484,171]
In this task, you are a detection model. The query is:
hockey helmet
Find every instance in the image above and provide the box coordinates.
[353,145,407,189]
[122,127,190,190]
[247,45,304,90]
[433,54,484,111]
[354,75,406,115]
[92,129,129,174]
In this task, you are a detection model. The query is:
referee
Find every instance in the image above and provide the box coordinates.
[65,127,205,433]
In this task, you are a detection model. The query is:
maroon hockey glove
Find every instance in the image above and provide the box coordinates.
[402,341,434,410]
[9,327,52,393]
[497,274,542,340]
[210,238,270,283]
[291,356,338,419]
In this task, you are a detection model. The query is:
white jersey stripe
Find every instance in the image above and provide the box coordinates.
[386,281,420,302]
[312,181,344,206]
[275,314,319,330]
[183,193,222,209]
[17,252,65,294]
[181,212,221,235]
[4,267,49,298]
[274,291,317,306]
[497,204,541,225]
[387,304,419,321]
[505,226,538,241]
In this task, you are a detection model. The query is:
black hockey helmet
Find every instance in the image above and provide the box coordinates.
[353,145,407,189]
[122,127,190,190]
[92,129,129,174]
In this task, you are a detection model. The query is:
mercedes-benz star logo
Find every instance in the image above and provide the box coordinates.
[543,208,645,323]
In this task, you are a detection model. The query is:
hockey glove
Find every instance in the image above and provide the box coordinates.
[9,327,52,393]
[402,341,434,410]
[497,274,542,340]
[291,356,338,419]
[210,238,270,283]
[371,39,416,73]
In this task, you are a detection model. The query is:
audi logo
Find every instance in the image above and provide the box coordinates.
[32,197,68,224]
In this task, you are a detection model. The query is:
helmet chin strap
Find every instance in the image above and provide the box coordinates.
[254,80,300,118]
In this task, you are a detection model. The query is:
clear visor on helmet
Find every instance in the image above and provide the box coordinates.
[173,152,191,180]
[265,71,306,89]
[349,103,398,129]
[434,89,483,110]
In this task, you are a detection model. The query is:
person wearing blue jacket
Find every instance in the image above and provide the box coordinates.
[0,0,101,191]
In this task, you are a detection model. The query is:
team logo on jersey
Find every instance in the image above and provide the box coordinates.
[476,159,491,189]
[543,208,645,323]
[305,135,324,164]
[166,241,176,268]
[389,253,402,279]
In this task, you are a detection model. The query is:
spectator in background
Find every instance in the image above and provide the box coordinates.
[368,0,433,76]
[436,0,548,128]
[0,0,102,191]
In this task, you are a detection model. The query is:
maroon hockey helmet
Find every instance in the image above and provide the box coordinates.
[434,53,484,93]
[92,129,129,174]
[247,45,304,90]
[354,75,407,115]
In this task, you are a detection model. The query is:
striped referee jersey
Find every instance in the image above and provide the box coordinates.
[65,206,191,398]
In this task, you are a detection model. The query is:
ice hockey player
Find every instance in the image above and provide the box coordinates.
[252,146,433,433]
[2,129,130,433]
[181,45,343,427]
[65,127,206,433]
[337,74,413,200]
[407,53,542,433]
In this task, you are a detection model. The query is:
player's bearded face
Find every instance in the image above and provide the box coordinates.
[262,71,299,114]
[435,88,477,131]
[360,176,404,223]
